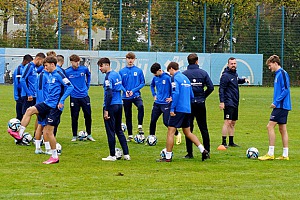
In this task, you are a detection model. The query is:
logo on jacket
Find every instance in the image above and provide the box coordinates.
[134,72,137,76]
[162,80,166,84]
[81,72,84,76]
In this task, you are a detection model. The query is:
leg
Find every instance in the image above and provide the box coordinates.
[115,105,129,156]
[185,112,194,156]
[16,100,23,121]
[195,103,210,152]
[70,97,80,137]
[123,99,133,136]
[149,103,162,135]
[133,97,144,127]
[267,121,277,146]
[103,108,117,157]
[82,96,92,135]
[166,126,177,153]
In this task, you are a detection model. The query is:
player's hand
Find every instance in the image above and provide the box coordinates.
[104,110,110,120]
[58,103,64,110]
[128,91,133,97]
[219,102,225,110]
[153,96,157,101]
[170,111,176,116]
[27,96,33,101]
[126,91,130,97]
[245,78,250,84]
[270,103,276,108]
[166,97,172,103]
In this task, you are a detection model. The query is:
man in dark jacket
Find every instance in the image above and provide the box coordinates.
[183,53,214,158]
[219,57,249,147]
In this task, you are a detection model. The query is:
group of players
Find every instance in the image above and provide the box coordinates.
[9,51,291,164]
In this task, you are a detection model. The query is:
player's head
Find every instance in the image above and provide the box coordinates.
[57,55,64,67]
[98,57,111,74]
[46,51,57,57]
[227,57,237,72]
[150,63,163,77]
[69,54,80,69]
[167,62,179,76]
[126,52,136,67]
[35,53,46,66]
[43,56,57,72]
[22,54,33,65]
[266,55,281,72]
[187,53,198,65]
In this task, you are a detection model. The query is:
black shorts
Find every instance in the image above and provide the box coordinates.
[270,108,289,124]
[224,106,238,120]
[35,102,62,126]
[168,112,190,128]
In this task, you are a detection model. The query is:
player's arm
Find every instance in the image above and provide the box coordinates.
[13,69,19,101]
[58,73,74,108]
[104,77,113,112]
[170,79,179,113]
[150,78,156,97]
[219,74,227,110]
[85,67,91,89]
[204,73,214,98]
[20,65,33,97]
[273,73,290,107]
[131,70,145,93]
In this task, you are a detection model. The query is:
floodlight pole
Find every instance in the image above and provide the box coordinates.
[26,0,30,48]
[88,0,93,50]
[58,0,62,49]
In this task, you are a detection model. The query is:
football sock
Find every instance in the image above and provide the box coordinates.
[197,144,205,153]
[166,152,172,159]
[268,146,275,156]
[283,147,288,157]
[45,141,51,151]
[229,136,234,144]
[138,125,142,129]
[222,136,227,145]
[19,126,26,137]
[35,140,41,149]
[52,149,58,159]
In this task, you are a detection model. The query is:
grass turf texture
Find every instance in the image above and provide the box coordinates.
[1,85,300,199]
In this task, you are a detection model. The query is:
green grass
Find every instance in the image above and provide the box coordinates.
[1,85,300,199]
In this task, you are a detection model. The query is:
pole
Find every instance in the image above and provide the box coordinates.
[88,0,93,50]
[281,6,285,68]
[118,0,122,51]
[203,3,207,53]
[175,1,179,52]
[256,4,260,54]
[147,0,151,52]
[26,0,30,48]
[58,0,62,49]
[230,4,234,53]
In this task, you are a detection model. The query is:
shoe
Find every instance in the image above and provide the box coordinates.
[156,158,172,162]
[71,136,77,142]
[8,129,22,140]
[127,135,134,142]
[228,143,240,147]
[202,150,209,161]
[138,127,144,135]
[35,148,44,154]
[275,156,289,160]
[175,132,182,145]
[45,150,52,155]
[87,135,96,141]
[258,154,275,161]
[15,140,30,146]
[102,156,117,161]
[43,157,59,164]
[221,143,229,148]
[183,154,194,159]
[124,155,131,160]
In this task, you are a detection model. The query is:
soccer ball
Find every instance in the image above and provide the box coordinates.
[22,132,33,145]
[134,134,145,144]
[78,131,88,141]
[145,135,157,146]
[246,147,259,159]
[8,118,21,132]
[115,147,123,160]
[56,143,62,155]
[121,123,127,132]
[160,148,173,159]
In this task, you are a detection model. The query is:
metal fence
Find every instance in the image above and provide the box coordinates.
[1,1,300,85]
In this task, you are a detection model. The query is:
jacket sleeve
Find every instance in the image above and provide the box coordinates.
[170,78,179,112]
[204,73,214,98]
[58,75,74,105]
[131,70,145,93]
[150,78,156,97]
[273,72,290,107]
[238,78,246,84]
[13,68,19,100]
[20,65,33,97]
[219,74,227,103]
[86,67,91,89]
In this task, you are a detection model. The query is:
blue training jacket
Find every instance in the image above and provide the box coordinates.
[103,70,123,110]
[273,68,291,110]
[65,66,91,98]
[170,71,194,113]
[219,67,246,108]
[183,64,214,103]
[20,61,39,97]
[13,64,25,101]
[119,65,145,99]
[150,72,172,105]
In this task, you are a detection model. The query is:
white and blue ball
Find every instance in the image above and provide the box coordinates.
[22,132,33,145]
[246,147,259,159]
[115,147,123,160]
[134,134,145,144]
[146,135,157,146]
[8,118,21,132]
[121,123,127,132]
[78,131,88,141]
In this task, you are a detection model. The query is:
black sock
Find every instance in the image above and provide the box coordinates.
[229,136,234,145]
[222,136,227,145]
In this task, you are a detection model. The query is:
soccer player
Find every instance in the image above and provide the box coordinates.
[219,57,249,147]
[98,57,130,161]
[157,62,209,162]
[149,63,181,143]
[182,53,214,158]
[258,55,291,161]
[13,56,74,164]
[119,52,145,141]
[13,54,33,121]
[65,54,95,142]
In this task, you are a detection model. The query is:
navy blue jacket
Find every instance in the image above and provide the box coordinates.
[183,64,214,103]
[219,67,246,108]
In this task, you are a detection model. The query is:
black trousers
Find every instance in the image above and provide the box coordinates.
[123,97,144,136]
[149,103,170,135]
[70,96,92,136]
[185,101,210,153]
[16,99,23,121]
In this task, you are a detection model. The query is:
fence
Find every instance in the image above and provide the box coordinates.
[0,1,299,85]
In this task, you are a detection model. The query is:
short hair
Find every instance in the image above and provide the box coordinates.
[46,51,57,57]
[126,52,136,59]
[167,62,179,71]
[69,54,80,62]
[57,55,64,63]
[187,53,198,65]
[150,63,161,74]
[266,55,281,66]
[43,56,57,65]
[23,54,33,62]
[35,52,46,59]
[97,57,110,66]
[228,57,236,64]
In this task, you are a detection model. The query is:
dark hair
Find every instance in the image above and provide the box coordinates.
[36,52,46,59]
[126,52,136,59]
[187,53,198,65]
[266,55,281,66]
[167,62,179,71]
[150,63,161,73]
[97,57,110,66]
[69,54,80,62]
[43,56,57,65]
[23,54,33,62]
[228,57,236,64]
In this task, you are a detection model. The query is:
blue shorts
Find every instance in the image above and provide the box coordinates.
[35,102,62,126]
[224,106,238,120]
[270,108,289,124]
[168,112,190,128]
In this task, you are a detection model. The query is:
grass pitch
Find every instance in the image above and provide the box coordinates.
[1,85,300,199]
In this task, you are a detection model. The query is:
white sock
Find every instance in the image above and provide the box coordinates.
[52,149,58,159]
[44,141,51,151]
[138,125,142,129]
[19,126,26,137]
[166,152,172,159]
[35,140,41,149]
[283,147,289,157]
[197,144,205,153]
[268,146,275,156]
